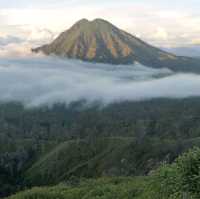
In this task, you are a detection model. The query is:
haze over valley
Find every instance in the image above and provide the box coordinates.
[2,56,200,107]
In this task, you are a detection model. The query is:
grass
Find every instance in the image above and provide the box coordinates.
[6,177,148,199]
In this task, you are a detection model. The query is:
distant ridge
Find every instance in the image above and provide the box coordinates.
[33,18,200,73]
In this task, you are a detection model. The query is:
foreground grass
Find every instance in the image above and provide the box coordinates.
[7,147,200,199]
[6,177,149,199]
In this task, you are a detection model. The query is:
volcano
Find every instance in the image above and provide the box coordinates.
[33,18,200,73]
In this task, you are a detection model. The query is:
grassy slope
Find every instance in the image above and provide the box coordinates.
[8,147,200,199]
[24,136,200,188]
[24,137,134,186]
[7,177,149,199]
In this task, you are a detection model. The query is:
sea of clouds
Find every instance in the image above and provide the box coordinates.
[0,56,200,107]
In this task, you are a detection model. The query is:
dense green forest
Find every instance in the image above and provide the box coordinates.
[2,98,200,198]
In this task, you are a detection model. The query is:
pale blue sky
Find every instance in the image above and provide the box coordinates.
[0,0,200,57]
[1,0,200,10]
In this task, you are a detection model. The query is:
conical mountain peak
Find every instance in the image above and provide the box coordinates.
[33,18,200,72]
[76,18,90,24]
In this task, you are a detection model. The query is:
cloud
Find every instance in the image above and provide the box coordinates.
[0,56,200,107]
[1,4,200,48]
[0,26,55,57]
[192,38,200,45]
[0,43,40,58]
[153,27,168,40]
[26,27,55,43]
[0,35,24,46]
[0,32,9,38]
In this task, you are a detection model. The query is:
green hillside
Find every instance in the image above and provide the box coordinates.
[24,136,200,187]
[7,177,148,199]
[7,147,200,199]
[24,138,134,186]
[2,99,200,197]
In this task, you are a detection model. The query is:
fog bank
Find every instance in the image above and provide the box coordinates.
[0,57,200,107]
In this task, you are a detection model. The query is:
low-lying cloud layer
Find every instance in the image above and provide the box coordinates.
[0,57,200,107]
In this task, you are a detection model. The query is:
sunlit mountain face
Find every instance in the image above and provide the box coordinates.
[33,19,200,73]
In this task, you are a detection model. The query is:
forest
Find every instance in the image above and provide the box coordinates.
[1,98,200,198]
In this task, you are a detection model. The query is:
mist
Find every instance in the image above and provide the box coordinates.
[0,56,200,107]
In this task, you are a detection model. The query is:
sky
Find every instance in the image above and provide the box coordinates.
[1,0,200,57]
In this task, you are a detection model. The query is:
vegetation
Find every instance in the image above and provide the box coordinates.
[6,147,200,199]
[2,98,200,197]
[6,177,148,199]
[23,137,187,186]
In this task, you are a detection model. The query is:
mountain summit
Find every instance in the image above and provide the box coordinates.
[33,18,200,72]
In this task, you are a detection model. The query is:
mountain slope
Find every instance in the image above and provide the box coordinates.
[33,18,200,72]
[24,138,134,186]
[23,136,200,187]
[164,46,200,57]
[7,147,200,199]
